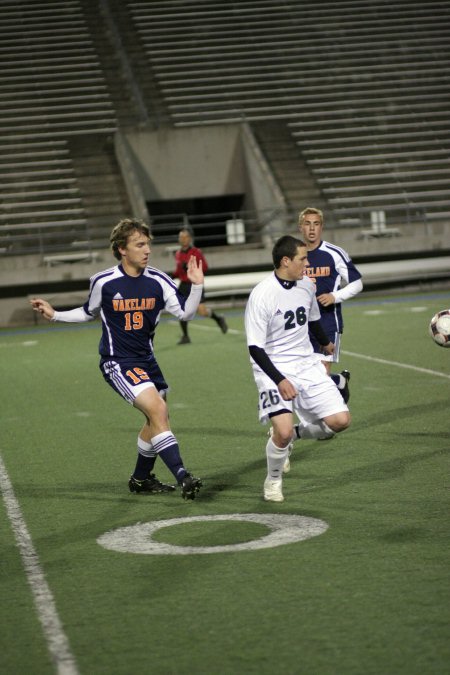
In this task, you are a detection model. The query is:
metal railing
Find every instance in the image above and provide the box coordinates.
[0,204,449,259]
[0,206,286,258]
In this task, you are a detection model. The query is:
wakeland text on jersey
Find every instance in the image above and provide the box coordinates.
[112,297,156,311]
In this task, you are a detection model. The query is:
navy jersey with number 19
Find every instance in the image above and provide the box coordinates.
[83,264,188,362]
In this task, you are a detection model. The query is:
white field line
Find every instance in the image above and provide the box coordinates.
[0,454,79,675]
[174,321,450,380]
[341,350,450,380]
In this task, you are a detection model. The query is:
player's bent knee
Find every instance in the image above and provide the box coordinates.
[324,412,351,434]
[273,431,293,448]
[134,388,168,421]
[271,422,294,448]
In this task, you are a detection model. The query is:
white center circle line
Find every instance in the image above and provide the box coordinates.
[97,513,329,555]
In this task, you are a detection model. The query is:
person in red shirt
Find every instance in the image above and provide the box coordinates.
[173,228,228,344]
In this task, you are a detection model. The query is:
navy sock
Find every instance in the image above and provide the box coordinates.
[330,373,341,388]
[132,437,156,480]
[152,432,187,484]
[133,453,156,480]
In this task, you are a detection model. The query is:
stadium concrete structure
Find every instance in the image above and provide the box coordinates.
[1,0,450,326]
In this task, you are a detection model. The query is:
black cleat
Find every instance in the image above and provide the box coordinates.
[128,474,176,494]
[217,316,228,334]
[180,472,203,500]
[177,335,191,345]
[340,370,351,403]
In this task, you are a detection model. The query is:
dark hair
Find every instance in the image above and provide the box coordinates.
[178,227,194,238]
[110,218,152,260]
[272,235,306,268]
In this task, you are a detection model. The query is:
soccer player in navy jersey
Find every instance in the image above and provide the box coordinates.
[173,228,228,344]
[299,207,363,402]
[30,218,204,500]
[245,235,350,502]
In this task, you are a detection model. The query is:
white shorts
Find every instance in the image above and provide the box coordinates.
[253,358,348,425]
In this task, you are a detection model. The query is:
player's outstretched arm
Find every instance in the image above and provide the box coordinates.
[30,298,55,321]
[186,256,204,285]
[30,298,93,323]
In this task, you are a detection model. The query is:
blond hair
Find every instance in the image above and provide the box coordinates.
[298,207,323,226]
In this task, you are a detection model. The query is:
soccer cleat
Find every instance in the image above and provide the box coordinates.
[180,472,203,500]
[340,369,351,403]
[128,474,176,494]
[177,335,191,345]
[217,316,228,334]
[263,478,284,502]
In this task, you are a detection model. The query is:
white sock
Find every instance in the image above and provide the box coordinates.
[266,437,289,481]
[294,421,335,440]
[137,436,156,457]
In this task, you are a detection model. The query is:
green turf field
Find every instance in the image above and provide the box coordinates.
[1,290,449,674]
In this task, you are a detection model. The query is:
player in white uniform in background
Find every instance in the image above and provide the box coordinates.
[245,235,351,503]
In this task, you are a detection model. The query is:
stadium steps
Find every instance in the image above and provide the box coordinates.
[251,121,327,215]
[0,137,89,255]
[66,134,131,243]
[80,0,171,127]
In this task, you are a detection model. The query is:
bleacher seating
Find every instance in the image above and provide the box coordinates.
[128,0,450,222]
[0,0,449,259]
[0,0,128,256]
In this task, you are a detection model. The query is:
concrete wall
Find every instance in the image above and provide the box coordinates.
[121,124,246,201]
[117,123,287,226]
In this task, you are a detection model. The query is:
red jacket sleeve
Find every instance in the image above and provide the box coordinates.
[173,247,208,281]
[193,247,208,274]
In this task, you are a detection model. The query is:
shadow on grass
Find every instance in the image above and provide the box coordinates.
[379,526,433,543]
[290,444,450,491]
[355,399,450,429]
[15,436,450,506]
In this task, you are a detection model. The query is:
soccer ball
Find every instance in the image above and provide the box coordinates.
[429,309,450,348]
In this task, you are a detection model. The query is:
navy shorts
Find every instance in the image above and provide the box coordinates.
[100,357,168,405]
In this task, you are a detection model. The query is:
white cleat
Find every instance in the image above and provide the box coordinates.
[264,478,284,502]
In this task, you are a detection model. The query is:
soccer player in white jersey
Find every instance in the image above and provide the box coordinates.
[30,218,204,500]
[299,207,363,402]
[245,235,351,503]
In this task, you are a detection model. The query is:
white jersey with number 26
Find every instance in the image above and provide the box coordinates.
[245,272,321,368]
